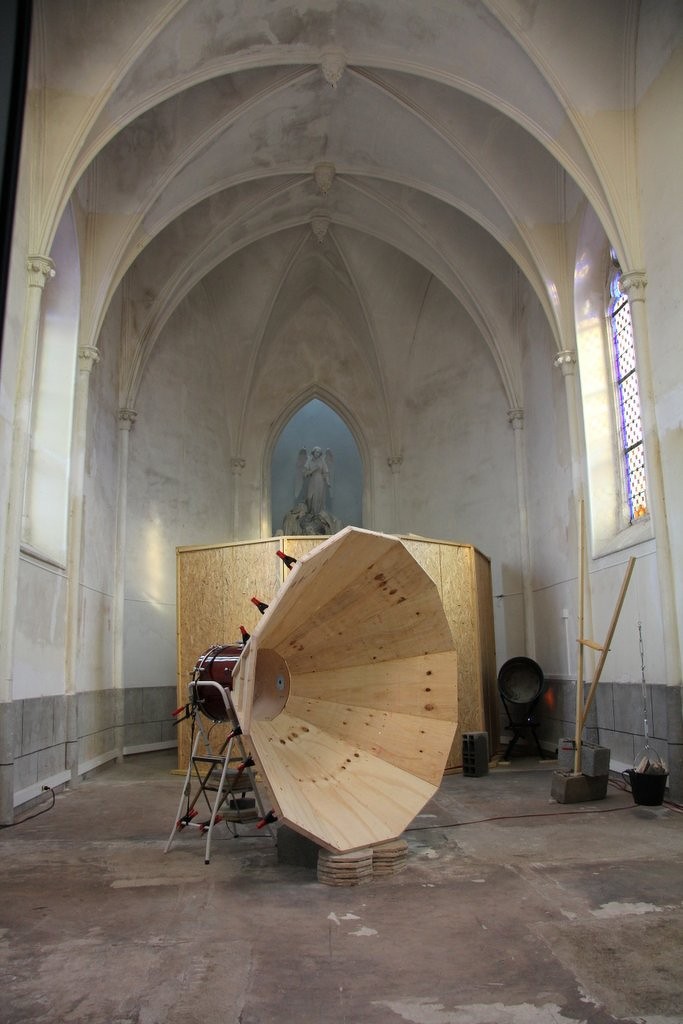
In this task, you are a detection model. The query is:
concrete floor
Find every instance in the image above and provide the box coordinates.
[2,750,683,1024]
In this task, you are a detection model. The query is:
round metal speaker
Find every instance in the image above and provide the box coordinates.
[497,656,544,705]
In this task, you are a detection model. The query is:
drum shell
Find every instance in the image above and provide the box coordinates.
[193,644,242,721]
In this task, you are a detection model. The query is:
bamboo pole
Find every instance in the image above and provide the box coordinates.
[580,557,636,732]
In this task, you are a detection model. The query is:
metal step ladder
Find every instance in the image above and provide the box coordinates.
[164,679,276,864]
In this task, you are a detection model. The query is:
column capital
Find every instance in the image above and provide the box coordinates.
[231,457,246,475]
[619,270,647,301]
[507,408,524,429]
[26,255,55,288]
[118,408,137,431]
[553,349,577,376]
[387,455,403,474]
[78,346,100,373]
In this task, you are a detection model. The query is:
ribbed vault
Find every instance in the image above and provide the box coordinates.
[27,0,655,444]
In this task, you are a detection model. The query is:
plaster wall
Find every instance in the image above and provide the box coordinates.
[124,290,234,690]
[77,295,121,693]
[14,559,67,699]
[0,166,31,645]
[523,297,576,679]
[637,35,683,666]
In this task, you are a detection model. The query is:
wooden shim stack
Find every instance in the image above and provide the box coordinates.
[372,838,408,876]
[317,848,374,886]
[317,839,409,886]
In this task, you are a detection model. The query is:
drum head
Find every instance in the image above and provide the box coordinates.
[497,656,544,705]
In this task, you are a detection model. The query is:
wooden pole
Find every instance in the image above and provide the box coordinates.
[573,500,586,774]
[580,557,636,732]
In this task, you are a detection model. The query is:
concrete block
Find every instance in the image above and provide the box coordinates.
[613,682,650,736]
[595,682,615,731]
[597,728,636,766]
[550,771,608,803]
[37,743,67,779]
[581,743,610,777]
[277,824,319,869]
[557,737,575,771]
[124,688,143,725]
[462,732,488,776]
[142,686,176,723]
[556,739,608,774]
[14,751,38,790]
[21,697,55,755]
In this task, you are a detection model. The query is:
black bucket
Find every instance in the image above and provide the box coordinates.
[622,769,668,806]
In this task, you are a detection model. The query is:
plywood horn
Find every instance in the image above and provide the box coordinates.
[231,527,458,852]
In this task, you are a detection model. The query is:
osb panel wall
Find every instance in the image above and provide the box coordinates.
[400,536,496,769]
[176,534,496,772]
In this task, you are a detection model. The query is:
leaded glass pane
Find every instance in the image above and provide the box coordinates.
[613,302,636,377]
[620,373,642,448]
[610,274,648,523]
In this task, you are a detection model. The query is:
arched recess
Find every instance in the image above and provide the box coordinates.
[574,200,653,557]
[263,387,372,537]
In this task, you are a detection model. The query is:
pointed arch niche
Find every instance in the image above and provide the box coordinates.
[271,399,363,535]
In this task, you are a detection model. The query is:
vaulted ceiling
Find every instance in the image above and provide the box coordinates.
[31,0,656,411]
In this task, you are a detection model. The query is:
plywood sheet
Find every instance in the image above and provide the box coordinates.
[250,712,436,851]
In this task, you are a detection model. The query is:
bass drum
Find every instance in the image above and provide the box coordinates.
[191,643,243,722]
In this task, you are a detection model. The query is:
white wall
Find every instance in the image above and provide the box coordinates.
[124,290,235,689]
[638,34,683,666]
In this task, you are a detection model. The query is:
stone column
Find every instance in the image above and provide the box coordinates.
[64,345,100,785]
[553,350,583,500]
[620,271,682,800]
[112,409,137,758]
[231,457,245,538]
[387,455,402,534]
[508,409,535,657]
[0,255,54,825]
[620,272,681,684]
[553,348,592,685]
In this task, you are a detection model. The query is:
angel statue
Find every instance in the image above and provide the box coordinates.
[281,446,341,536]
[300,446,332,515]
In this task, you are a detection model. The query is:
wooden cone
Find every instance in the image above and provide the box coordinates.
[231,527,459,853]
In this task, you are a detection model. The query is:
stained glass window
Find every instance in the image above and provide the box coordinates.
[609,263,648,523]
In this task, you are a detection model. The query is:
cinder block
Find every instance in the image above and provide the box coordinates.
[557,739,610,776]
[581,743,610,777]
[462,731,488,776]
[277,824,319,869]
[551,770,608,803]
[557,737,575,771]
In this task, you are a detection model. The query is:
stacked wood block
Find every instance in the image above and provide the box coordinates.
[372,839,409,876]
[317,839,409,886]
[318,848,374,886]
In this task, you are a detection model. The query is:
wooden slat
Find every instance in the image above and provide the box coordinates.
[284,693,456,784]
[250,713,436,851]
[290,650,458,720]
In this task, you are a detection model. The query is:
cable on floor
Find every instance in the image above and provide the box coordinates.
[406,774,683,833]
[0,786,55,829]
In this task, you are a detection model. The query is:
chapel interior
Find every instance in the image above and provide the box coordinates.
[1,4,683,1021]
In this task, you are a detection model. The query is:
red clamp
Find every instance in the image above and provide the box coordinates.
[257,810,278,829]
[176,808,198,830]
